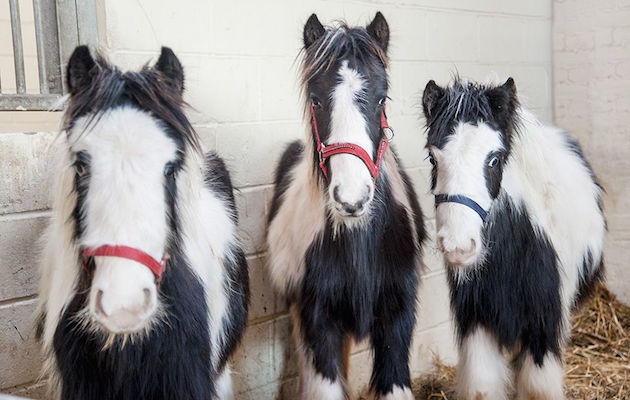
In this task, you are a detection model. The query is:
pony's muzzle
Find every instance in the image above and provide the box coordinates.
[438,236,477,266]
[93,288,155,333]
[332,183,371,217]
[89,261,158,334]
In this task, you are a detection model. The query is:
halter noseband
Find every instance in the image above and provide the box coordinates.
[81,245,168,283]
[434,194,489,222]
[310,103,394,180]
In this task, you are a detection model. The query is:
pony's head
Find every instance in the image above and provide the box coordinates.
[422,77,519,268]
[300,13,390,220]
[62,46,198,334]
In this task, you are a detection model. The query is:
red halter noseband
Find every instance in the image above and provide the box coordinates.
[310,103,394,180]
[81,245,168,283]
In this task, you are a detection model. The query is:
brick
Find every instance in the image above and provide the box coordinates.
[208,1,306,57]
[235,186,272,255]
[388,9,427,61]
[232,320,275,394]
[258,58,303,122]
[422,219,446,274]
[565,32,596,53]
[479,17,528,63]
[524,19,552,64]
[397,0,551,18]
[388,61,454,118]
[0,299,42,390]
[613,25,630,48]
[103,0,214,53]
[347,350,373,397]
[194,126,217,151]
[424,12,479,62]
[272,315,298,380]
[0,214,48,301]
[246,255,278,321]
[0,132,55,215]
[215,122,302,187]
[390,116,427,170]
[409,321,458,376]
[405,167,434,219]
[185,56,260,124]
[508,65,552,110]
[5,380,47,400]
[416,271,451,331]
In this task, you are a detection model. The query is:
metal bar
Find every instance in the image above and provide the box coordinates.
[0,94,63,111]
[32,0,49,94]
[75,0,98,47]
[34,0,63,94]
[56,0,80,94]
[9,0,26,94]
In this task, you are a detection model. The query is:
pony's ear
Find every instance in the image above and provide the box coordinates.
[155,47,185,94]
[487,77,518,128]
[367,12,389,52]
[67,46,96,94]
[422,80,446,124]
[303,14,325,48]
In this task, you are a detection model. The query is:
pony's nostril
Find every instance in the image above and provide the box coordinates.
[341,201,359,214]
[95,289,107,316]
[469,239,477,254]
[332,185,342,204]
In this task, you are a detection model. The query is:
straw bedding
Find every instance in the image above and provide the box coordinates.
[413,284,630,399]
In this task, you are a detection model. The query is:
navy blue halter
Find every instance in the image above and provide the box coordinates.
[434,194,488,222]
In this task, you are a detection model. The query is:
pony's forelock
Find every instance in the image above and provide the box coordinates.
[63,54,201,153]
[299,22,388,99]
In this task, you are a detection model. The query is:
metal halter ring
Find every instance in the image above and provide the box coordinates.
[382,126,395,142]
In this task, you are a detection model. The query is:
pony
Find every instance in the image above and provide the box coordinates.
[267,13,426,400]
[35,46,249,400]
[421,77,605,400]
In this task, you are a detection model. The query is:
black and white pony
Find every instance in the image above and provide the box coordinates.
[35,46,249,399]
[267,13,425,400]
[421,77,605,400]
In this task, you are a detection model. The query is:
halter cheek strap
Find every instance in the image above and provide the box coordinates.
[310,103,394,180]
[81,245,168,283]
[434,194,489,222]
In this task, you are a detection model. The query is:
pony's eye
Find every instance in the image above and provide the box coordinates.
[74,161,87,177]
[428,154,437,166]
[164,163,176,177]
[488,156,500,168]
[378,98,386,106]
[310,95,322,108]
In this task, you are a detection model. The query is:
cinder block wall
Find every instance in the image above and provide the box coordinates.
[0,0,553,397]
[553,0,630,305]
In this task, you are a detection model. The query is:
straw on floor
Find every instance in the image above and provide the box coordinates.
[413,284,630,399]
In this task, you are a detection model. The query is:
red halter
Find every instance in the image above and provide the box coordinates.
[310,103,394,180]
[81,245,168,282]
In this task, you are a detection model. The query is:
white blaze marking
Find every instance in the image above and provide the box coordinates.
[327,61,374,213]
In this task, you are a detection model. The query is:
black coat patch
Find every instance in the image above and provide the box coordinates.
[53,249,215,399]
[300,173,422,394]
[449,195,562,366]
[268,140,304,224]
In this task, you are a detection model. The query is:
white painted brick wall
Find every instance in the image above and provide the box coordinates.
[0,0,553,396]
[553,0,630,305]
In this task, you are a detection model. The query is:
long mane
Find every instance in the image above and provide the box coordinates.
[63,55,200,152]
